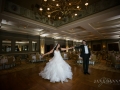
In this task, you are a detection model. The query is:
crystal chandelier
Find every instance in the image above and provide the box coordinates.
[34,0,89,20]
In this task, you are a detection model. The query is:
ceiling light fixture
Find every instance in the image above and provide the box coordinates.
[35,0,89,20]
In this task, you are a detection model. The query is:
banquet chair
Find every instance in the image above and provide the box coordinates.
[27,54,36,63]
[111,55,120,69]
[36,54,40,62]
[63,52,69,60]
[5,56,14,69]
[0,63,3,70]
[15,56,21,65]
[96,54,102,63]
[90,54,97,65]
[72,54,79,64]
[106,54,112,66]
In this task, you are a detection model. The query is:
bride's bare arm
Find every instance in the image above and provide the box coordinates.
[61,46,74,51]
[42,49,54,57]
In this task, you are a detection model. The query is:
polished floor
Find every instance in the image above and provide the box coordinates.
[0,61,120,90]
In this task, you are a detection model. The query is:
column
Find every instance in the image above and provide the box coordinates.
[0,19,2,53]
[118,40,120,51]
[0,38,2,53]
[66,40,68,52]
[11,39,15,52]
[29,40,32,52]
[0,0,3,13]
[0,18,2,28]
[40,37,45,54]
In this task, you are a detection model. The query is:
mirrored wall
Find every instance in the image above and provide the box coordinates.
[15,40,29,51]
[2,40,11,52]
[32,41,37,51]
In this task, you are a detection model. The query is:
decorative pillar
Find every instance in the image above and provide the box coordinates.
[0,18,2,53]
[11,39,15,52]
[0,38,2,53]
[0,0,3,13]
[29,40,32,52]
[0,18,2,28]
[40,37,45,54]
[66,40,68,52]
[118,40,120,51]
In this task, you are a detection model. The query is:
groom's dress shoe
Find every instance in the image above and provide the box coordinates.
[86,72,90,75]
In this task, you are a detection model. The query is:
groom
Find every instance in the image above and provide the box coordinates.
[74,40,91,75]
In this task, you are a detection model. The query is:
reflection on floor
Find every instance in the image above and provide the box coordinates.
[67,60,120,73]
[0,60,120,90]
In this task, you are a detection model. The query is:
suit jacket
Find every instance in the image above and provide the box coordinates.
[75,45,91,58]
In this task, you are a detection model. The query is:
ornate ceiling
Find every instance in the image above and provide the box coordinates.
[0,0,120,41]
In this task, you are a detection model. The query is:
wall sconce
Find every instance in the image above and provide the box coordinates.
[89,45,91,49]
[41,45,44,54]
[103,45,106,48]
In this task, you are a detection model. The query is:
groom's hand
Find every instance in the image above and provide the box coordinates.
[71,46,74,48]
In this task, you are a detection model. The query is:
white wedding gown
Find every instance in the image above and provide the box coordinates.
[39,50,73,83]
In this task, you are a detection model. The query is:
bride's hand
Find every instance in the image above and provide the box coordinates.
[41,54,44,58]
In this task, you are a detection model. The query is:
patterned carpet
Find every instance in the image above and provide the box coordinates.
[0,60,120,75]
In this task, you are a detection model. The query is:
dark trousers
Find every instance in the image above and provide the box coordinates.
[83,54,89,73]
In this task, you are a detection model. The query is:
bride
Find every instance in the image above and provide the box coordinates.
[39,43,73,83]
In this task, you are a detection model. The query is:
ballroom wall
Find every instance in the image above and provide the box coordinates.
[0,30,120,56]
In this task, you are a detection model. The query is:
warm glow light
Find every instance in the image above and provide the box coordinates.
[40,39,45,54]
[54,37,61,39]
[77,6,79,8]
[41,45,44,54]
[59,17,61,19]
[103,45,106,48]
[37,29,44,31]
[85,2,88,6]
[69,3,71,5]
[75,13,77,16]
[40,34,49,37]
[56,4,59,6]
[48,15,51,17]
[53,33,58,34]
[39,7,43,11]
[37,0,89,20]
[47,8,50,10]
[89,46,91,48]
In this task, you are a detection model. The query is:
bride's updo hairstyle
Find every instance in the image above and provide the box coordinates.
[53,43,61,51]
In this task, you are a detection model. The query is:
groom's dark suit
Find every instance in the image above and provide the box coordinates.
[75,45,91,74]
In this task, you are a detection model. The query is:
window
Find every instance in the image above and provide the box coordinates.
[2,40,11,52]
[32,41,37,51]
[108,43,119,51]
[15,40,29,51]
[93,44,101,51]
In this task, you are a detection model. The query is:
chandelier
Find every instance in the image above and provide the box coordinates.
[34,0,89,20]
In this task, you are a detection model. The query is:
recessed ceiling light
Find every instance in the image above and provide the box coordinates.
[53,33,58,34]
[40,34,49,37]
